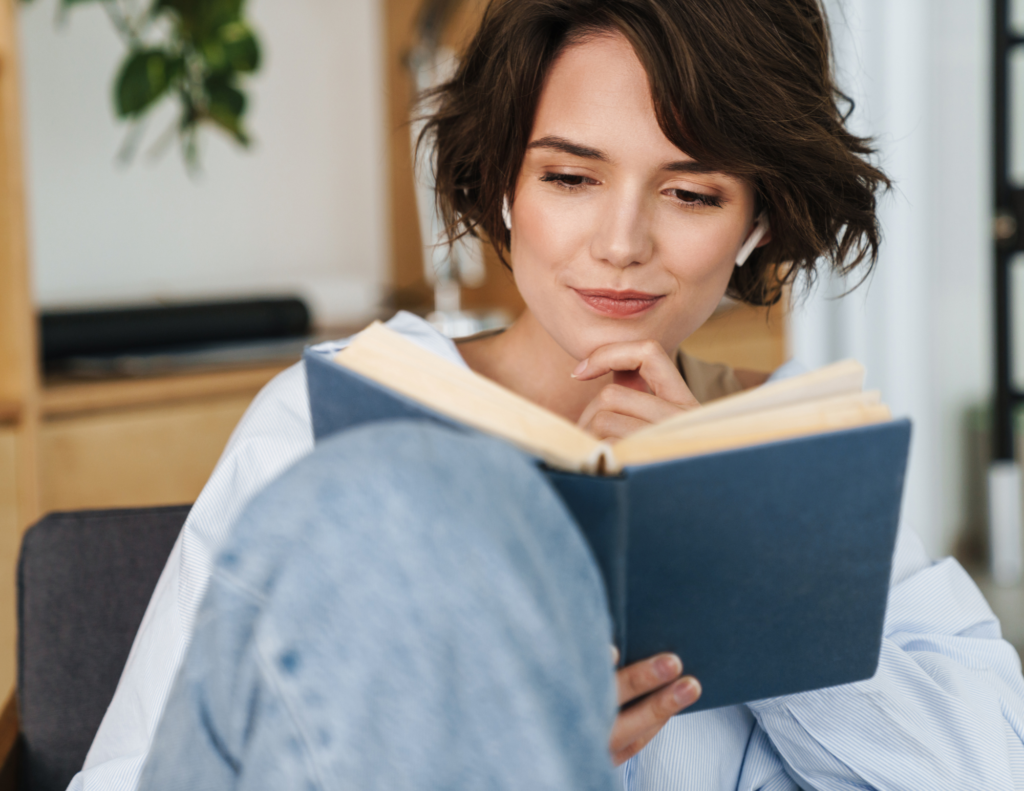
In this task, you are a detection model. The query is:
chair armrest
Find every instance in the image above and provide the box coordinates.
[0,689,19,791]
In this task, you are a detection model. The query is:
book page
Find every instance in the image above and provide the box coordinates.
[334,322,607,473]
[613,392,890,468]
[625,359,866,443]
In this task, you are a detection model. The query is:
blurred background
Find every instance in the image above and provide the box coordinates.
[0,0,1017,700]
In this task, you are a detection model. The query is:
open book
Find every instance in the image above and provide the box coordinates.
[304,321,910,714]
[328,320,891,474]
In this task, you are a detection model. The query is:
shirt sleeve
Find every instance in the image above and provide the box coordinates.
[746,524,1024,790]
[67,362,316,791]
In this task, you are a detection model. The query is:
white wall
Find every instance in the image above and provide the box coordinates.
[792,0,992,558]
[18,0,387,326]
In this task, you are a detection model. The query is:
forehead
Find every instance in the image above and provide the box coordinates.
[529,31,692,167]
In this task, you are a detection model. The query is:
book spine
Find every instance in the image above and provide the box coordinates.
[587,441,619,475]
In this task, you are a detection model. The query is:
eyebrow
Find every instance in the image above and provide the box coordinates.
[526,136,608,161]
[661,159,720,175]
[525,135,720,175]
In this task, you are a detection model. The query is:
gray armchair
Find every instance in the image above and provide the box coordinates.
[2,506,189,791]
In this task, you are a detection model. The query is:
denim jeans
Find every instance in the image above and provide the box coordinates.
[139,420,619,791]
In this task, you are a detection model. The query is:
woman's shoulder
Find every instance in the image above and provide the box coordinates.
[307,311,467,367]
[675,348,771,404]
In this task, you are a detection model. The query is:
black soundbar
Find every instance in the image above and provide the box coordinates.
[40,298,311,362]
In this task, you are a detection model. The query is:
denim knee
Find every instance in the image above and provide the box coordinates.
[153,420,620,791]
[217,420,604,605]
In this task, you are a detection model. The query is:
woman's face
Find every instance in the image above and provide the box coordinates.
[510,32,760,362]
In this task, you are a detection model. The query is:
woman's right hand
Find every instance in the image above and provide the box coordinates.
[573,341,700,441]
[609,649,701,765]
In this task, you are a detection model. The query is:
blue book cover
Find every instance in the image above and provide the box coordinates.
[305,347,910,714]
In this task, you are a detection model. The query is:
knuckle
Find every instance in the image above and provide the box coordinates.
[622,663,661,702]
[640,339,662,358]
[638,662,663,691]
[620,664,649,700]
[654,688,681,718]
[615,745,641,764]
[631,734,655,756]
[600,385,627,408]
[592,411,616,434]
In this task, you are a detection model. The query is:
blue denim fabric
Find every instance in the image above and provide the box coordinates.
[139,421,619,791]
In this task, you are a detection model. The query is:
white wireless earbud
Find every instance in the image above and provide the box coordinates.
[735,214,770,267]
[502,196,512,230]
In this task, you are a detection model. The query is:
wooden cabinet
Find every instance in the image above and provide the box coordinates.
[0,430,16,695]
[37,366,285,512]
[0,0,38,698]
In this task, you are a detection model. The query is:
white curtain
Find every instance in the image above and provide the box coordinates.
[790,0,993,557]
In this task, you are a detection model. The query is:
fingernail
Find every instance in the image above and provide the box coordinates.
[571,359,589,378]
[672,677,701,707]
[655,654,682,681]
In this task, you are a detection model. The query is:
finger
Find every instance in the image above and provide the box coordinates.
[613,369,651,393]
[611,645,620,666]
[609,677,701,759]
[610,677,702,759]
[612,722,663,766]
[616,653,682,706]
[580,410,648,441]
[572,340,700,409]
[577,385,684,432]
[611,723,665,766]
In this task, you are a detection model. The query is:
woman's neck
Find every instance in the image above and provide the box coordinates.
[457,309,613,424]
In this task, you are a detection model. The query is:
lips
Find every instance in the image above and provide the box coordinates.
[573,288,664,318]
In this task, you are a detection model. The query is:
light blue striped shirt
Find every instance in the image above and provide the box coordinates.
[71,312,1024,791]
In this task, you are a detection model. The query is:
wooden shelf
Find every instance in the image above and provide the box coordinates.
[36,363,294,514]
[681,301,787,373]
[41,364,289,418]
[0,402,17,427]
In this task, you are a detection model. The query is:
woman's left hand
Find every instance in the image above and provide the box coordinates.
[574,340,700,440]
[609,648,702,765]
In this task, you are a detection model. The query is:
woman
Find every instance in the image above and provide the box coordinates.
[75,2,1024,790]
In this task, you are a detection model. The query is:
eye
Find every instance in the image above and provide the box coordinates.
[669,189,723,209]
[540,173,594,191]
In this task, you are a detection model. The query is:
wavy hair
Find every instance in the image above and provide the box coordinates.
[419,0,890,306]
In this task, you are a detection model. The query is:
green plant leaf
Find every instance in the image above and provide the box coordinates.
[39,0,261,165]
[219,22,260,72]
[206,75,245,115]
[115,49,176,117]
[205,75,249,144]
[201,39,228,71]
[158,0,243,38]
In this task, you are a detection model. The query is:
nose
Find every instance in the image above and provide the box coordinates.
[589,189,654,269]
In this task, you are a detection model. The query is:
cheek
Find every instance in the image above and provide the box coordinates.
[653,220,744,341]
[660,220,742,286]
[508,190,593,299]
[513,192,591,272]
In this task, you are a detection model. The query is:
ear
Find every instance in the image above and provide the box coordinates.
[735,215,771,267]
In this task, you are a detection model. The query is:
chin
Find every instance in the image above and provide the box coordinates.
[553,319,673,361]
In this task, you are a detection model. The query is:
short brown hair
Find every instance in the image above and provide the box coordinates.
[420,0,890,306]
